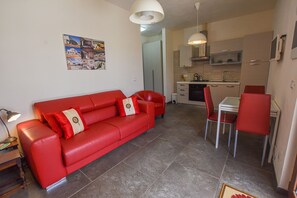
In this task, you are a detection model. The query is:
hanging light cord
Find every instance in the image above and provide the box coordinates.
[196,4,199,33]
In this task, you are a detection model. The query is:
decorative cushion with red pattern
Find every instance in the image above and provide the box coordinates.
[43,113,63,138]
[54,107,88,140]
[116,96,140,117]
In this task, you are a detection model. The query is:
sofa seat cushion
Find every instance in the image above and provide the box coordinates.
[60,122,120,166]
[155,103,163,108]
[103,113,148,139]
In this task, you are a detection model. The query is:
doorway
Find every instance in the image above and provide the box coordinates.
[142,40,163,94]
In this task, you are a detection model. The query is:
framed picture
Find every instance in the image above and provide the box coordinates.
[63,34,106,70]
[291,21,297,59]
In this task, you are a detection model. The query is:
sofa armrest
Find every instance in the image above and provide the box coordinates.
[138,100,155,129]
[17,120,66,188]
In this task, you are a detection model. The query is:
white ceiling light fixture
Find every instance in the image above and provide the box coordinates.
[188,2,207,45]
[129,0,164,25]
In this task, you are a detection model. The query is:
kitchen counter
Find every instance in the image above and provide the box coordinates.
[177,81,240,85]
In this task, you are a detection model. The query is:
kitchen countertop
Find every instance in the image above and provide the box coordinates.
[177,81,240,85]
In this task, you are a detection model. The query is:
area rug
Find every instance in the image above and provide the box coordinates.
[219,183,256,198]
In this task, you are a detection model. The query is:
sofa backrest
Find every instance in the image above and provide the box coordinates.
[34,90,126,125]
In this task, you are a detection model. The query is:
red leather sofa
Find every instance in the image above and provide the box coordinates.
[17,90,155,189]
[134,90,165,117]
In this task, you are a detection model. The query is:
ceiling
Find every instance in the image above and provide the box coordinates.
[106,0,277,36]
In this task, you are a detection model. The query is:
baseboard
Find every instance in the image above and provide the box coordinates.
[272,164,289,196]
[276,187,288,195]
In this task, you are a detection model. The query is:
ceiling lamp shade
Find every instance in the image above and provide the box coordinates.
[188,33,207,45]
[129,0,164,25]
[188,2,207,45]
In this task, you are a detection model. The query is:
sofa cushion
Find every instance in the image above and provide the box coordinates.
[83,106,118,126]
[103,113,148,139]
[34,95,94,123]
[55,107,88,140]
[43,113,63,138]
[60,122,120,166]
[116,96,140,117]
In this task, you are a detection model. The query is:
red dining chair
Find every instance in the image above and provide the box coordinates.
[204,87,236,147]
[233,93,271,166]
[244,85,265,94]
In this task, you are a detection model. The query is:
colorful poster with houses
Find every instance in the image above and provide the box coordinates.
[63,34,105,70]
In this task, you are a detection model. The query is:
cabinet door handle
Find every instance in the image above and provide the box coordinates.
[211,85,218,87]
[180,89,185,91]
[249,59,259,63]
[227,85,235,88]
[180,94,185,96]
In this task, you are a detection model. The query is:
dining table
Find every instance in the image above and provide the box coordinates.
[215,96,281,163]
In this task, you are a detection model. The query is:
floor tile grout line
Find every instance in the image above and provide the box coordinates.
[139,139,190,197]
[214,149,230,198]
[79,169,92,182]
[228,157,275,175]
[68,141,151,197]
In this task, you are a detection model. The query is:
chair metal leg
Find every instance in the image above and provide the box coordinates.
[228,124,232,148]
[209,121,212,135]
[204,119,209,140]
[233,130,238,158]
[261,135,269,166]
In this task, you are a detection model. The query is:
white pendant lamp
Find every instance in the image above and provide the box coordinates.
[188,2,207,45]
[129,0,164,25]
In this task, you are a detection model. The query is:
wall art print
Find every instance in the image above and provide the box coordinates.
[63,34,106,70]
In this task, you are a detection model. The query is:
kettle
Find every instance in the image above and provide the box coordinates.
[193,73,199,81]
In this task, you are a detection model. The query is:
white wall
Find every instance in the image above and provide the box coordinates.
[267,0,297,189]
[0,0,143,141]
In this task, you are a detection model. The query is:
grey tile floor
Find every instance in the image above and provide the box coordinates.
[11,104,286,198]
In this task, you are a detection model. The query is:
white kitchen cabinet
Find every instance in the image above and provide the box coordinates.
[177,83,189,103]
[209,38,243,54]
[208,84,240,109]
[240,32,273,93]
[180,46,192,67]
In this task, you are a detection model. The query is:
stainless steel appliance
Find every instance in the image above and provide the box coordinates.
[189,84,207,102]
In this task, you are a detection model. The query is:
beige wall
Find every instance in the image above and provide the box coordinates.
[207,10,274,42]
[267,0,297,189]
[171,10,274,93]
[0,0,143,141]
[163,29,174,102]
[172,10,274,50]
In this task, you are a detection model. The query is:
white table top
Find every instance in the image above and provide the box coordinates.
[219,97,280,117]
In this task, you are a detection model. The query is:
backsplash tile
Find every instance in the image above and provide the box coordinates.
[173,50,241,92]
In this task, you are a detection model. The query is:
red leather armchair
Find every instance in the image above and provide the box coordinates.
[134,90,165,117]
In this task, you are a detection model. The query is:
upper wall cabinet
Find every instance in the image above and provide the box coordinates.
[209,38,243,54]
[210,50,242,65]
[180,45,192,67]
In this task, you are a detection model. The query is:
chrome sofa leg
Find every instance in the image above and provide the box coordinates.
[46,177,67,191]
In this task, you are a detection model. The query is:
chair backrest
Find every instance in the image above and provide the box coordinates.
[203,87,214,118]
[236,93,271,135]
[244,85,265,94]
